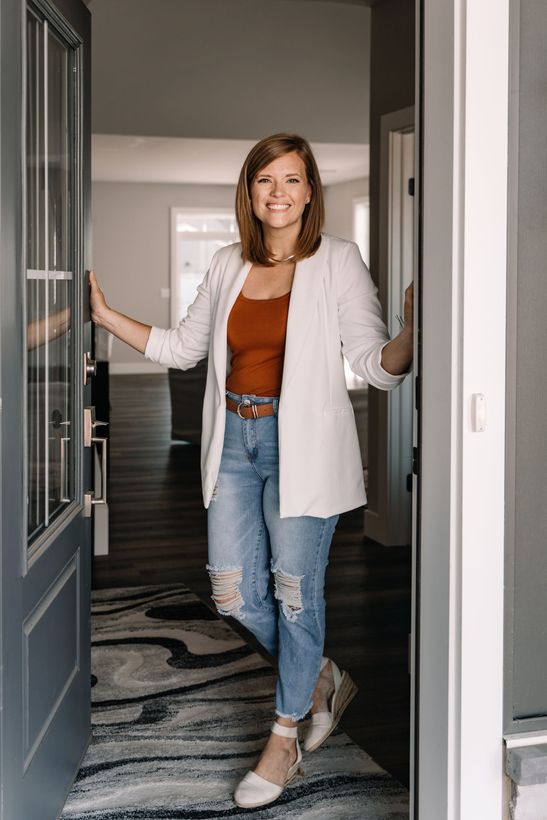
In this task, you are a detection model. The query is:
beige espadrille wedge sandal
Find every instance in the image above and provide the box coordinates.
[233,721,303,809]
[303,657,359,753]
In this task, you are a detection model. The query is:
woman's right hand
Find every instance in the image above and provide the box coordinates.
[89,270,108,325]
[88,269,152,354]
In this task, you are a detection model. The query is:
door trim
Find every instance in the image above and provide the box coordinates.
[418,0,509,817]
[365,105,415,547]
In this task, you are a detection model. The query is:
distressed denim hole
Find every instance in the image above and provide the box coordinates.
[272,565,305,622]
[206,565,245,620]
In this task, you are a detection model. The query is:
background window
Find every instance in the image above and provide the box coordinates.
[171,209,239,327]
[353,196,370,268]
[347,196,370,388]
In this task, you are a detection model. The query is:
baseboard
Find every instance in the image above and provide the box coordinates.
[109,362,166,375]
[364,507,388,545]
[365,505,412,547]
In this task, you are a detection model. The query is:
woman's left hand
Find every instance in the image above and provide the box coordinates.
[403,281,414,332]
[380,280,414,376]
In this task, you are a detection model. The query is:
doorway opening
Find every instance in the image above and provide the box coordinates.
[89,0,417,797]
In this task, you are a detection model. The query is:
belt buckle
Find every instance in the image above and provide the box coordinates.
[237,399,258,419]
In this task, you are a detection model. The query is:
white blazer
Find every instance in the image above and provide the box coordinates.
[145,233,408,518]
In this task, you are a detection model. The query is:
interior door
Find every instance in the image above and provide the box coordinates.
[0,0,93,817]
[364,109,415,547]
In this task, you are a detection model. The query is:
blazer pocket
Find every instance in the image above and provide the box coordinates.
[324,405,353,415]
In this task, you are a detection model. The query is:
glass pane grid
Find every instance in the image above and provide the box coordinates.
[26,8,76,545]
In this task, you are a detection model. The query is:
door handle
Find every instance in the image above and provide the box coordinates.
[83,406,109,517]
[83,405,108,447]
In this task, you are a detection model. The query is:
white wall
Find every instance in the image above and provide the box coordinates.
[92,181,235,368]
[324,176,368,241]
[89,0,370,144]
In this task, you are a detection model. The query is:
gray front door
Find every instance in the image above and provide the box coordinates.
[0,0,93,817]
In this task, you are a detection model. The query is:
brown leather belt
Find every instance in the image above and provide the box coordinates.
[226,396,277,419]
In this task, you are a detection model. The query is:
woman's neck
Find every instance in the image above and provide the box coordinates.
[262,223,300,263]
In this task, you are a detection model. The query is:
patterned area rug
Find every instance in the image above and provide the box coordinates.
[61,585,408,819]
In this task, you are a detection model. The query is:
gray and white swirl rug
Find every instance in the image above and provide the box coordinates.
[61,584,408,819]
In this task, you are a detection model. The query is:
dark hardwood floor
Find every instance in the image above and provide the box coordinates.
[93,374,411,787]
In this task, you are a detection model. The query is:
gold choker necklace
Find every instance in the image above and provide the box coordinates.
[267,253,296,265]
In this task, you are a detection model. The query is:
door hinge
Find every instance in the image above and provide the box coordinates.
[408,177,415,196]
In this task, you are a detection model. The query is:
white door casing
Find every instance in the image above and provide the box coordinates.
[417,0,509,818]
[365,107,415,547]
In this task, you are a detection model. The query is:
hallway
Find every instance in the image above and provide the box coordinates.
[61,583,408,818]
[92,375,412,789]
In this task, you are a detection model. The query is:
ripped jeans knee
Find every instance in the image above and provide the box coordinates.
[271,562,305,622]
[206,562,306,624]
[206,564,245,620]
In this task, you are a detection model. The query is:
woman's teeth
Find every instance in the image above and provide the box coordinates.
[267,204,290,210]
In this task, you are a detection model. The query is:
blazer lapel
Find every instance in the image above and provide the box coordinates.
[280,238,326,395]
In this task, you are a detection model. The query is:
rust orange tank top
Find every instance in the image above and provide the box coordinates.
[226,289,291,396]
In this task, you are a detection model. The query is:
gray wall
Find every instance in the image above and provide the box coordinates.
[505,0,547,732]
[89,0,371,144]
[323,176,368,241]
[92,181,235,368]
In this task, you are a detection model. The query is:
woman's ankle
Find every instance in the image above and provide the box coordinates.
[275,716,298,728]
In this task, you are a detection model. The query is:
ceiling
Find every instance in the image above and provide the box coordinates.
[89,0,370,145]
[92,135,369,186]
[89,0,371,186]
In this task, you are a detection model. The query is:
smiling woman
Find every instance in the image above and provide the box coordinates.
[89,131,413,811]
[236,133,324,265]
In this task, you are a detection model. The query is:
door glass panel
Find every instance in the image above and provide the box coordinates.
[26,11,46,540]
[26,9,75,544]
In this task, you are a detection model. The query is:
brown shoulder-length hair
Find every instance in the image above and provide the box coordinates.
[235,133,324,266]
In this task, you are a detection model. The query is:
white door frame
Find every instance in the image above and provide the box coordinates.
[365,107,415,547]
[416,0,509,817]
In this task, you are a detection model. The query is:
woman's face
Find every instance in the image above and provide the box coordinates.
[250,151,312,234]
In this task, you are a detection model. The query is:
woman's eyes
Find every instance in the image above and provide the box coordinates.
[256,177,301,184]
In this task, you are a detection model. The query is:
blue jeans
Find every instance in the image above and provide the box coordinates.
[206,389,340,721]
